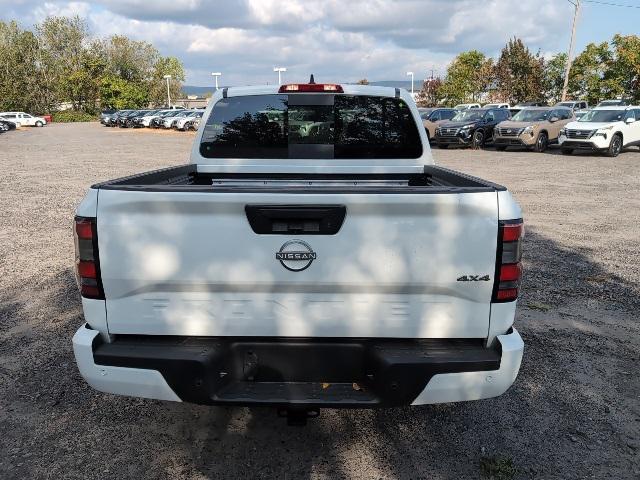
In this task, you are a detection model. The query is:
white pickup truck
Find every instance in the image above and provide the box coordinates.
[72,82,524,420]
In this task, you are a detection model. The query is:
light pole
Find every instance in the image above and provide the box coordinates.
[406,71,414,95]
[562,0,581,101]
[273,67,287,85]
[163,74,172,108]
[211,72,221,90]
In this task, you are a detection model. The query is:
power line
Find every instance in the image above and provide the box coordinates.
[582,0,640,9]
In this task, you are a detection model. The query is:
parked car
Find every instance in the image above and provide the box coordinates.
[420,108,457,141]
[188,117,201,131]
[72,82,524,419]
[435,107,511,148]
[509,101,547,116]
[163,110,195,129]
[0,120,13,133]
[596,99,631,108]
[135,109,166,128]
[176,111,204,131]
[483,103,510,109]
[558,105,640,157]
[118,110,148,128]
[453,103,481,110]
[0,116,18,131]
[152,110,186,128]
[0,111,47,127]
[494,107,574,152]
[105,110,132,127]
[574,111,588,120]
[555,100,589,113]
[100,109,117,124]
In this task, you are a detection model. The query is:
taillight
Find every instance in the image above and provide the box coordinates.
[278,83,344,93]
[74,216,104,300]
[492,219,524,303]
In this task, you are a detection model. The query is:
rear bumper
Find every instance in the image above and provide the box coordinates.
[73,324,523,407]
[411,328,523,404]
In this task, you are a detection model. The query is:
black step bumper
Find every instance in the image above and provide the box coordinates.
[93,336,501,407]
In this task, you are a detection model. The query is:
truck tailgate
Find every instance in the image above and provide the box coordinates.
[97,189,498,338]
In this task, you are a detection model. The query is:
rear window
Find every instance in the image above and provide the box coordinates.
[200,94,422,159]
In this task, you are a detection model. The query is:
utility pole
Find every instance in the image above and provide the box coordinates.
[163,75,172,108]
[562,0,581,101]
[273,67,286,85]
[211,72,221,90]
[406,71,414,95]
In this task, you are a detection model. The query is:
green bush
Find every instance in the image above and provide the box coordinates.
[50,111,98,123]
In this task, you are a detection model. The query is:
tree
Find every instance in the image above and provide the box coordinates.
[0,16,187,113]
[439,50,493,106]
[148,56,185,106]
[99,75,149,109]
[543,53,567,104]
[568,42,616,105]
[608,34,640,102]
[0,21,47,112]
[415,78,442,107]
[36,16,92,110]
[103,35,159,82]
[494,38,545,104]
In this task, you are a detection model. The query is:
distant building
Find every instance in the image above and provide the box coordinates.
[175,97,210,109]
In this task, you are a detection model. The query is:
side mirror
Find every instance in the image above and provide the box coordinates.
[549,116,559,123]
[625,117,635,124]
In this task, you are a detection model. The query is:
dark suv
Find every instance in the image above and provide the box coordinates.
[435,108,511,148]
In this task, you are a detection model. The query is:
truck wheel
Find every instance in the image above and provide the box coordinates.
[35,121,43,127]
[606,134,622,157]
[534,132,548,153]
[472,130,485,149]
[495,145,507,151]
[561,148,573,155]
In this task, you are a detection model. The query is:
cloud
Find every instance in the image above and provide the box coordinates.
[0,0,571,85]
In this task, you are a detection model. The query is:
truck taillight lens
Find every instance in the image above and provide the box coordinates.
[74,216,104,300]
[492,219,524,303]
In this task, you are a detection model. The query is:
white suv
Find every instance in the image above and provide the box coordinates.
[558,106,640,157]
[0,112,47,127]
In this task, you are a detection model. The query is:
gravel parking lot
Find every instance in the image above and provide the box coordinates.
[1,122,639,480]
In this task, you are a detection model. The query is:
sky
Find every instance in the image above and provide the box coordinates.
[1,0,639,86]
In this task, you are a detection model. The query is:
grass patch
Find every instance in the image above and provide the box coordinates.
[526,302,551,312]
[50,111,98,123]
[480,456,517,480]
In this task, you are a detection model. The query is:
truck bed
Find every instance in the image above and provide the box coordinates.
[92,164,507,194]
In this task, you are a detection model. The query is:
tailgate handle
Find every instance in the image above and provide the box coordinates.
[245,205,346,235]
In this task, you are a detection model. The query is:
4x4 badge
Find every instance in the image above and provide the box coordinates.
[457,275,491,282]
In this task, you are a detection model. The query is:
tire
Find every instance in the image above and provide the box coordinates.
[438,143,448,149]
[472,130,485,149]
[606,134,622,158]
[561,148,573,155]
[35,121,43,127]
[534,132,548,153]
[495,145,507,151]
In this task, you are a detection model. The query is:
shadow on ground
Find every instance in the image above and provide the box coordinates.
[1,230,639,479]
